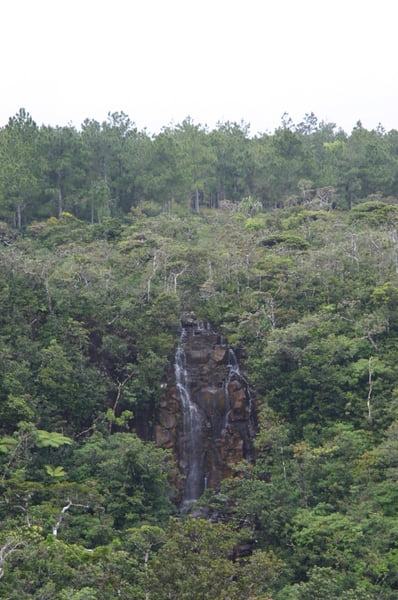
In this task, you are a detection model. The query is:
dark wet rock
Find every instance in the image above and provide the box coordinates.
[155,321,256,504]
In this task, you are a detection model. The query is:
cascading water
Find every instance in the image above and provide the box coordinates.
[175,330,204,503]
[227,348,240,376]
[224,349,239,427]
[225,348,256,461]
[160,320,256,506]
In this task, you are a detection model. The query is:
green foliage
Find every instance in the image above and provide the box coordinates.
[277,566,374,600]
[260,233,310,249]
[147,517,283,600]
[238,196,263,216]
[27,213,89,247]
[69,433,175,529]
[35,430,73,448]
[1,109,398,224]
[2,113,398,596]
[44,465,67,478]
[349,200,398,223]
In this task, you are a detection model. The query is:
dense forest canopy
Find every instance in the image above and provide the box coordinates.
[1,108,398,227]
[1,108,398,598]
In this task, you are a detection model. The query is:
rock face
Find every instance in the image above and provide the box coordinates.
[155,320,256,504]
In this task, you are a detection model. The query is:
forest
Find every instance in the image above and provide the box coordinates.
[1,108,398,598]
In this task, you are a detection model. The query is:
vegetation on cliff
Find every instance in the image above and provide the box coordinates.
[1,109,398,598]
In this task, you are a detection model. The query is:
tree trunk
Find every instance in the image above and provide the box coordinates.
[194,187,200,213]
[58,185,63,216]
[16,204,22,230]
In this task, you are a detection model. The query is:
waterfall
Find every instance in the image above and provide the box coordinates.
[224,349,242,427]
[175,330,204,503]
[225,348,256,458]
[197,320,211,330]
[161,322,256,507]
[227,348,240,376]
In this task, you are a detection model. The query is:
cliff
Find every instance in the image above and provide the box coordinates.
[155,320,256,504]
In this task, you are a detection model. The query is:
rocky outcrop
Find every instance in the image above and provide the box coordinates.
[155,320,256,504]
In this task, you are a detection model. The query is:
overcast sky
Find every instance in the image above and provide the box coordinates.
[1,0,397,135]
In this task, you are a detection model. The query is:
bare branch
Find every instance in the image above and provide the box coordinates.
[0,538,24,579]
[367,356,373,425]
[109,373,134,433]
[52,498,89,538]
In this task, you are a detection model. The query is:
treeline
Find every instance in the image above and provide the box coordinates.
[2,108,398,228]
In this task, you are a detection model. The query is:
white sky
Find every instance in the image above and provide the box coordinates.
[1,0,397,135]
